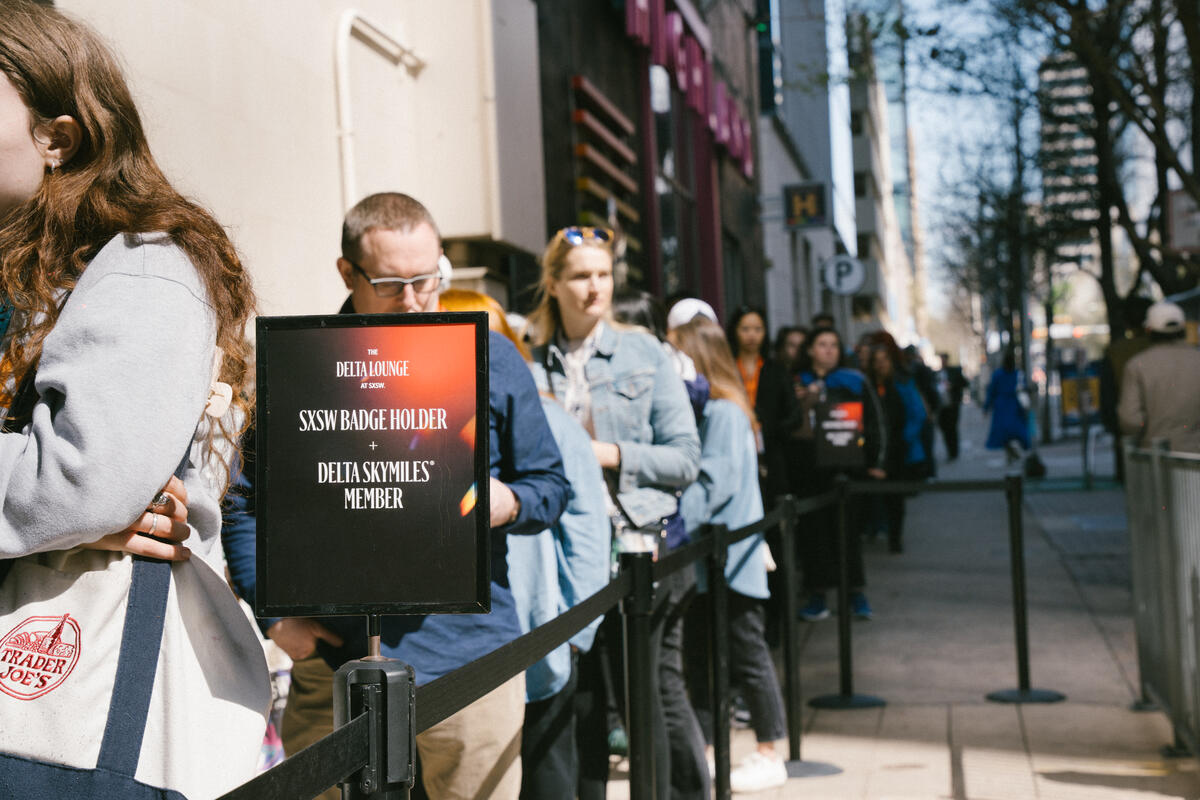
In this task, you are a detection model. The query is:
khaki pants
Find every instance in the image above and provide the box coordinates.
[280,655,338,800]
[417,674,525,800]
[282,656,524,800]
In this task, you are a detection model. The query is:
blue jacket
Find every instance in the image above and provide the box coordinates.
[223,328,570,685]
[984,367,1030,450]
[894,376,928,465]
[507,399,610,702]
[529,322,700,528]
[680,399,769,600]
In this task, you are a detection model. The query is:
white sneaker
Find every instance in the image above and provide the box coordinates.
[730,751,787,793]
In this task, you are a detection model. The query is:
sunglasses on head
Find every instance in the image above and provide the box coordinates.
[558,226,614,246]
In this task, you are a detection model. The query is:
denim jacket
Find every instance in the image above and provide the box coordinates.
[680,399,769,599]
[507,398,611,702]
[530,322,700,527]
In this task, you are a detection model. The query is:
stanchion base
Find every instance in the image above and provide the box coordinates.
[808,693,886,710]
[986,688,1066,704]
[785,760,842,778]
[1130,699,1160,712]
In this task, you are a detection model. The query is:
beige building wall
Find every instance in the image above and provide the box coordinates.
[57,0,546,316]
[850,70,914,345]
[759,119,814,330]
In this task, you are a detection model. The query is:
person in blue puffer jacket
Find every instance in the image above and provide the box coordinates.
[866,339,929,554]
[790,326,888,622]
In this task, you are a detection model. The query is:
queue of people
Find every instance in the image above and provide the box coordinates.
[0,4,953,798]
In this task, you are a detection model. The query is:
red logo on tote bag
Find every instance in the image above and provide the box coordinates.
[0,614,81,700]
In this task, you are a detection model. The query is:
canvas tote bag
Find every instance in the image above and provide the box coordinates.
[0,545,270,799]
[0,330,269,797]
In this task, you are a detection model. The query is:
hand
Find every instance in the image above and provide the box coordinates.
[867,467,887,480]
[592,440,621,469]
[794,384,819,409]
[489,477,520,527]
[82,476,192,561]
[267,618,344,662]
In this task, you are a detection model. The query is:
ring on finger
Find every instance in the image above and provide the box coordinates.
[152,491,170,509]
[146,512,158,537]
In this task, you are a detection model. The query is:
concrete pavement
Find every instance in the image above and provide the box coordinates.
[610,404,1200,799]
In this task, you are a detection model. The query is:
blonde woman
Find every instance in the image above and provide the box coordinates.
[526,226,703,800]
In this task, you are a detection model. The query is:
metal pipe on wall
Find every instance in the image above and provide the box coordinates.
[334,9,426,213]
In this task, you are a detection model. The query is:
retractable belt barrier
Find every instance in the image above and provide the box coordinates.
[804,475,1065,710]
[220,476,1061,800]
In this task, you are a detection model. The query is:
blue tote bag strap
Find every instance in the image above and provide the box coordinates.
[96,556,172,777]
[96,439,190,774]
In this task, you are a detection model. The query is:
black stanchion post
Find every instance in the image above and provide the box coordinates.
[778,500,803,762]
[333,655,415,799]
[709,525,732,800]
[621,550,657,800]
[987,475,1065,704]
[777,497,842,778]
[810,477,885,711]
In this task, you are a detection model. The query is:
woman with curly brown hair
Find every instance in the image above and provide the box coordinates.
[0,2,267,796]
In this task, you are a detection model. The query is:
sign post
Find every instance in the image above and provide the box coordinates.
[784,183,827,229]
[255,311,490,797]
[821,255,866,296]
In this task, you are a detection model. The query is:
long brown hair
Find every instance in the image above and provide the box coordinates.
[670,317,757,427]
[0,2,255,469]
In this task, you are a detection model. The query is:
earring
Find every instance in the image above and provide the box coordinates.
[47,159,61,174]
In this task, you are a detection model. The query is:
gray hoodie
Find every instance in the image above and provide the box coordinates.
[0,232,223,565]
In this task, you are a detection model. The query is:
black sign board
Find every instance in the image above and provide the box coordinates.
[784,183,827,229]
[255,312,490,617]
[813,399,866,471]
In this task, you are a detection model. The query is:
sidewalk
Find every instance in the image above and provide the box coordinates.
[610,405,1200,799]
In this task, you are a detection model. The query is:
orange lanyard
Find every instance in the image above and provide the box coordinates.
[738,356,763,407]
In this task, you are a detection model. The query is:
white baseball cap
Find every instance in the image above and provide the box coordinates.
[1146,301,1185,334]
[667,298,719,331]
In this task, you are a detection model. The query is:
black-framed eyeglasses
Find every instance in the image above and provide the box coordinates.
[557,226,614,246]
[347,259,441,298]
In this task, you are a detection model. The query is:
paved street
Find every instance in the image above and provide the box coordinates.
[610,404,1200,799]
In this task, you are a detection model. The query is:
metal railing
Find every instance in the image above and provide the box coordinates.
[1125,441,1200,758]
[221,499,809,800]
[220,477,1046,799]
